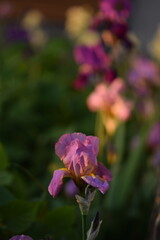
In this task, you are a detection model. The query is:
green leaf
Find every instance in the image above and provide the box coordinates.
[0,143,9,171]
[115,123,126,163]
[0,170,13,186]
[0,187,15,206]
[46,205,76,237]
[106,125,149,211]
[0,200,39,233]
[117,130,147,208]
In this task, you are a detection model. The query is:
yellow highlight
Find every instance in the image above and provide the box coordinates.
[59,168,68,171]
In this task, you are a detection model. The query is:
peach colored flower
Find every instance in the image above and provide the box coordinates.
[87,78,133,134]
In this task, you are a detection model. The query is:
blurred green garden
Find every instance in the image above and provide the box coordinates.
[0,1,160,240]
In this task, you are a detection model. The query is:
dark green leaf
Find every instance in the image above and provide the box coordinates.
[0,143,9,171]
[46,205,76,237]
[0,200,39,233]
[0,187,15,206]
[0,170,13,186]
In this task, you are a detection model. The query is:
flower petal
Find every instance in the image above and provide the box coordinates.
[65,139,97,176]
[97,162,112,181]
[85,136,99,156]
[9,235,33,240]
[55,133,86,160]
[81,174,109,194]
[48,168,70,197]
[64,179,78,196]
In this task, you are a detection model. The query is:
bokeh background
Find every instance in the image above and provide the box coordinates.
[0,0,160,240]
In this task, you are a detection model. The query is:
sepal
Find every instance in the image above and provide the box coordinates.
[87,212,102,240]
[75,185,96,215]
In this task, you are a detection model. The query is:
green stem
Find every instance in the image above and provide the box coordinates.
[82,214,87,240]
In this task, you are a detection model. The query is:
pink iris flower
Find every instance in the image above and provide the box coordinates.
[87,78,132,121]
[87,79,133,135]
[48,133,112,197]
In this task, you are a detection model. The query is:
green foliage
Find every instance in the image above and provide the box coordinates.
[45,205,76,238]
[0,200,39,233]
[0,170,13,186]
[0,143,9,171]
[0,187,15,206]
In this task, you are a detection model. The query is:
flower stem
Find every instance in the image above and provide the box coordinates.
[82,214,87,240]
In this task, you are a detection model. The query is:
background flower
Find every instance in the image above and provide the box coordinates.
[9,235,33,240]
[128,57,160,94]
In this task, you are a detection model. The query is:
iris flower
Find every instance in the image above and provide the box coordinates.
[9,235,33,240]
[148,123,160,148]
[128,57,160,94]
[48,133,112,197]
[100,0,131,22]
[73,43,116,89]
[87,79,133,135]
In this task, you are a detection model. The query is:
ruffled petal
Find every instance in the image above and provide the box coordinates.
[48,168,70,197]
[55,133,86,161]
[85,136,99,156]
[81,174,109,194]
[66,139,97,176]
[97,162,112,181]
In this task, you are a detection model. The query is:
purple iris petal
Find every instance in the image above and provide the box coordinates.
[111,21,128,38]
[104,69,117,83]
[85,136,99,156]
[55,133,99,169]
[62,138,97,176]
[9,235,33,240]
[128,57,159,94]
[148,123,160,148]
[82,175,109,194]
[97,162,112,181]
[73,72,91,89]
[100,0,131,21]
[48,169,70,197]
[65,179,79,196]
[55,133,86,161]
[6,25,29,42]
[82,162,112,194]
[74,44,110,70]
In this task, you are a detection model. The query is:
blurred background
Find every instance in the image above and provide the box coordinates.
[0,0,160,240]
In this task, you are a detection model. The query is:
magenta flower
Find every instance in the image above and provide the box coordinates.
[74,67,116,90]
[73,72,91,89]
[148,123,160,148]
[99,0,131,22]
[9,235,33,240]
[74,44,111,70]
[92,17,128,38]
[48,133,112,197]
[64,179,78,197]
[73,43,116,89]
[128,57,160,94]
